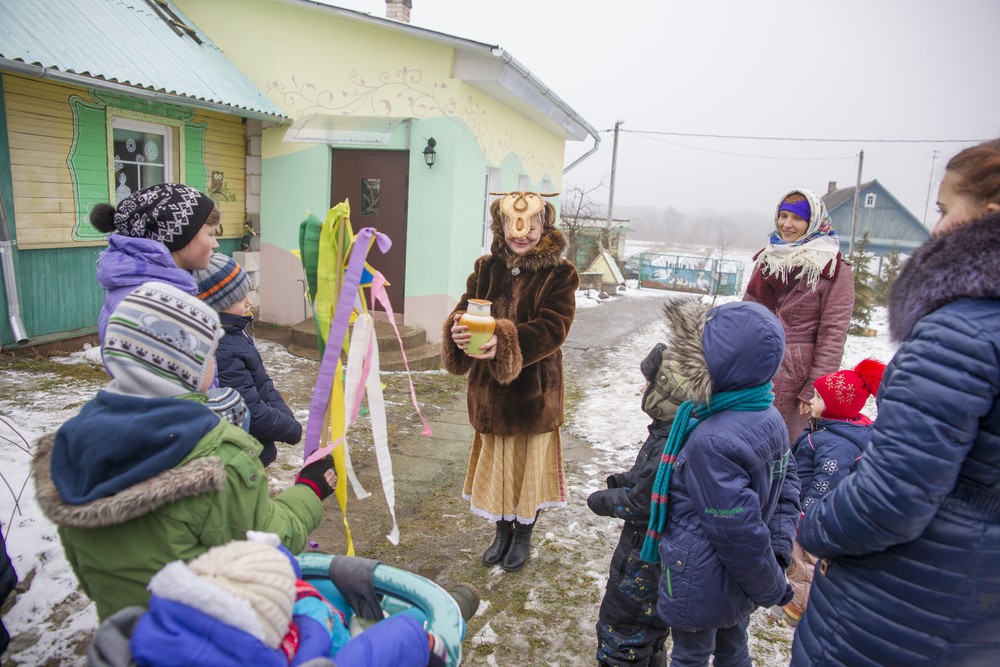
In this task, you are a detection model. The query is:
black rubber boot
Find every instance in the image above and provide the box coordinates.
[501,519,535,571]
[448,583,481,621]
[482,520,514,566]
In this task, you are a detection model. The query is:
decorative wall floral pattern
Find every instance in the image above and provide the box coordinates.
[266,66,556,182]
[266,67,456,118]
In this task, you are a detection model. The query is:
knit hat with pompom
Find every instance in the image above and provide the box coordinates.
[813,358,886,420]
[145,539,296,648]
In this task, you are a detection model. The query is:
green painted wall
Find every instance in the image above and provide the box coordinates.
[260,139,330,252]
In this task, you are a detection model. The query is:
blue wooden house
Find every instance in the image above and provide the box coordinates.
[822,180,931,257]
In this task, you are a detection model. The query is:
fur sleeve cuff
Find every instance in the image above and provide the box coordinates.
[440,314,473,375]
[489,318,522,385]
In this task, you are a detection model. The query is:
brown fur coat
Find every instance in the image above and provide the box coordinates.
[441,224,579,436]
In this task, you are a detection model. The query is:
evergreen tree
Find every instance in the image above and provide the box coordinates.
[849,231,877,334]
[873,245,902,305]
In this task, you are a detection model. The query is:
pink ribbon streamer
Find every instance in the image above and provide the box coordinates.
[370,271,432,437]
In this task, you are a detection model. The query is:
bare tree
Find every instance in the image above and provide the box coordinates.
[710,225,739,304]
[559,183,605,269]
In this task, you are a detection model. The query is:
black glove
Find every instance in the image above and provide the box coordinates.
[587,490,608,516]
[295,457,335,500]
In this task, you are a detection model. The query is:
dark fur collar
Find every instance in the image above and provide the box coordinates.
[888,212,1000,342]
[489,221,569,272]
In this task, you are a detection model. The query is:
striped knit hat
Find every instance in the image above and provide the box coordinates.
[103,282,221,397]
[194,253,251,312]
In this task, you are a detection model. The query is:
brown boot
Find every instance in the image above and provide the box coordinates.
[482,520,514,566]
[501,519,535,571]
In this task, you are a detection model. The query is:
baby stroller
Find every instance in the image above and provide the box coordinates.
[87,552,479,667]
[299,552,479,667]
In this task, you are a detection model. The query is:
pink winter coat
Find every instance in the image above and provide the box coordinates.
[743,254,854,442]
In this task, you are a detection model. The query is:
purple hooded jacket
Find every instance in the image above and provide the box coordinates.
[96,235,197,343]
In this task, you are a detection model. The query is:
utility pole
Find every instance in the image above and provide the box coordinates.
[922,149,939,227]
[606,120,623,228]
[848,149,864,257]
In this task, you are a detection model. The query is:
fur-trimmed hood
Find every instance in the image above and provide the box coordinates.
[888,211,1000,342]
[33,432,225,529]
[659,299,785,404]
[31,392,229,529]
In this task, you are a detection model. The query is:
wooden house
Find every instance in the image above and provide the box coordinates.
[0,0,283,348]
[822,180,931,257]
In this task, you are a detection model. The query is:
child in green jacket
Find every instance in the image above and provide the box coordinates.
[32,281,335,620]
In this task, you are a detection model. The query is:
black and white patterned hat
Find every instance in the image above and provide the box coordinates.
[103,282,221,396]
[113,183,216,251]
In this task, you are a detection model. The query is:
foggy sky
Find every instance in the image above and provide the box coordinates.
[331,0,1000,233]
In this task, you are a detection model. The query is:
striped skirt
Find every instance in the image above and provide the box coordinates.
[462,429,567,524]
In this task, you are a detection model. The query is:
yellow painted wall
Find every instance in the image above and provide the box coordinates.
[3,73,247,248]
[174,0,563,184]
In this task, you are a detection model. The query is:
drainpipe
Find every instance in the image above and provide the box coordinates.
[564,132,601,174]
[0,191,29,345]
[486,49,601,175]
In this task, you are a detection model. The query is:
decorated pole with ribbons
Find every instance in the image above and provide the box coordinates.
[299,200,431,554]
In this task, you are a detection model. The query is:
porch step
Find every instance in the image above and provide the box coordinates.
[287,317,441,372]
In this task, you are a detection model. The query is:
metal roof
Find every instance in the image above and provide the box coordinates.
[0,0,285,121]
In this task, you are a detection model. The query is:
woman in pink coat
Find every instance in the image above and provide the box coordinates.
[743,188,855,443]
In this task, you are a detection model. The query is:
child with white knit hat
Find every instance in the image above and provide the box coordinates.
[32,282,334,622]
[194,253,302,467]
[89,533,449,667]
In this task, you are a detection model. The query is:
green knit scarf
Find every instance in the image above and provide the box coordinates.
[640,382,775,563]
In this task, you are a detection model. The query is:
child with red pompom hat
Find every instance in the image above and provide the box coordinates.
[769,358,886,627]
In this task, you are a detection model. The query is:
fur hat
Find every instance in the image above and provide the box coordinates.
[103,281,221,397]
[814,358,886,420]
[194,253,251,312]
[112,183,215,251]
[146,539,296,648]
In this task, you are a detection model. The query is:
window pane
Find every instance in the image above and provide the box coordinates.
[114,127,167,203]
[361,178,380,216]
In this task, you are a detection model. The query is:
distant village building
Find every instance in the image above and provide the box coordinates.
[823,180,931,257]
[558,215,630,269]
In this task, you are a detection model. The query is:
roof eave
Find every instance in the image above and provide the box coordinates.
[0,58,287,123]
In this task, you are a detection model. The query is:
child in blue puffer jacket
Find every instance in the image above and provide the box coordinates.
[642,300,800,667]
[194,253,302,466]
[769,358,885,628]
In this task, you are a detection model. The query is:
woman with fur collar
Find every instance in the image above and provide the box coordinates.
[743,188,855,444]
[791,139,1000,665]
[441,192,578,572]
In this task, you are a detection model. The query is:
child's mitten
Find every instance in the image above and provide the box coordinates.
[295,457,336,500]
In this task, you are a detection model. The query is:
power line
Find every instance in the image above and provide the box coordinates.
[631,132,856,161]
[609,129,987,144]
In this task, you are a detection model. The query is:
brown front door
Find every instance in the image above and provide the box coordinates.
[331,150,409,314]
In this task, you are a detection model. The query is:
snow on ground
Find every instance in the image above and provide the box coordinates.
[0,269,899,665]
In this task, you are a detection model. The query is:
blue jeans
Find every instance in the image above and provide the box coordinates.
[669,615,751,667]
